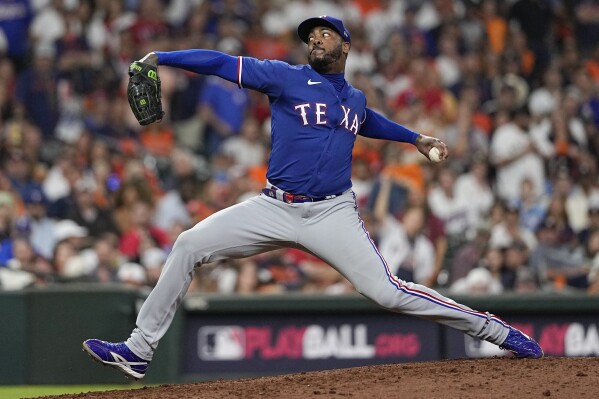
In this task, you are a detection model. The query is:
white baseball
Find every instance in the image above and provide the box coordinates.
[428,147,442,162]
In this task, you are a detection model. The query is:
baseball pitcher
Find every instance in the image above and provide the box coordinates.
[83,16,542,380]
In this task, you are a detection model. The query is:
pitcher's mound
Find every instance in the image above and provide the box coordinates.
[36,357,598,399]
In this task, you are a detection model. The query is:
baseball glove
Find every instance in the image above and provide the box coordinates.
[127,61,165,125]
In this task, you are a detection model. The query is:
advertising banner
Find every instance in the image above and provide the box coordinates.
[182,313,441,376]
[445,317,599,358]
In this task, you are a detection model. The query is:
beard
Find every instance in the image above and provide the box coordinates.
[309,42,343,73]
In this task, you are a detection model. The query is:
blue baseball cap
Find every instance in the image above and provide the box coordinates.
[297,16,351,44]
[22,185,47,205]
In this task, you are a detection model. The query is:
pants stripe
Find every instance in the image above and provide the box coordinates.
[357,212,508,328]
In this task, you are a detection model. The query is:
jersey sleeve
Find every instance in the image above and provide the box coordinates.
[156,49,238,83]
[238,57,287,98]
[359,107,420,144]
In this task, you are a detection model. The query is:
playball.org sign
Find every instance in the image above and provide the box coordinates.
[182,314,440,375]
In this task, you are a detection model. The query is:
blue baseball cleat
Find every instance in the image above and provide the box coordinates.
[499,328,544,358]
[82,339,149,380]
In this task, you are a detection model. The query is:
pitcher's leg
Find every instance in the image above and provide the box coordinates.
[300,194,509,344]
[127,196,295,359]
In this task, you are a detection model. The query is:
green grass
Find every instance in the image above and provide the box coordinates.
[0,385,153,399]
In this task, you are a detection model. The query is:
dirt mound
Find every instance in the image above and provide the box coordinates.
[35,357,598,399]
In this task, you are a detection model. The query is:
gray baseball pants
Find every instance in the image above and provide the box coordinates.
[127,191,509,360]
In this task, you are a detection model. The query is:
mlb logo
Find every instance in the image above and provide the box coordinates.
[198,326,245,360]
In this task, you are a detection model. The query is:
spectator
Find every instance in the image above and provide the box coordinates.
[187,176,235,224]
[198,75,249,157]
[364,0,404,48]
[4,149,38,200]
[141,246,166,287]
[428,167,471,263]
[435,30,461,89]
[351,157,375,209]
[0,239,36,291]
[371,32,410,100]
[162,145,202,189]
[118,201,170,262]
[543,194,577,247]
[575,1,599,55]
[344,25,376,79]
[454,155,495,235]
[221,116,267,173]
[450,266,503,295]
[117,262,147,288]
[450,82,491,160]
[530,216,588,291]
[351,70,386,112]
[513,267,538,293]
[235,258,259,294]
[51,239,81,281]
[0,168,24,217]
[481,0,508,55]
[378,205,436,285]
[41,146,80,206]
[287,248,348,293]
[489,202,537,252]
[66,176,119,239]
[406,188,448,288]
[169,63,207,153]
[282,1,337,37]
[4,237,52,287]
[449,222,492,286]
[189,259,242,294]
[86,233,122,284]
[0,59,18,128]
[587,230,599,294]
[16,185,55,260]
[53,219,90,269]
[479,245,505,286]
[112,178,155,234]
[139,121,175,159]
[580,200,599,248]
[0,0,33,68]
[29,0,66,48]
[370,143,424,216]
[528,64,563,119]
[237,249,304,293]
[393,57,449,129]
[508,0,554,80]
[244,22,290,62]
[0,191,16,266]
[503,29,536,82]
[459,2,485,53]
[83,91,119,139]
[129,0,169,48]
[153,173,196,232]
[14,42,60,138]
[490,106,545,202]
[454,50,494,111]
[55,4,97,96]
[564,153,599,234]
[501,240,534,291]
[515,177,548,234]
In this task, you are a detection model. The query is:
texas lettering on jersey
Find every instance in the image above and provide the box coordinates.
[238,56,367,196]
[293,103,360,135]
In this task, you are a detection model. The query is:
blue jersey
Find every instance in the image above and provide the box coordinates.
[156,50,419,197]
[239,57,365,196]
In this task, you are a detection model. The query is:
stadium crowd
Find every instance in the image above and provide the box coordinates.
[1,0,599,296]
